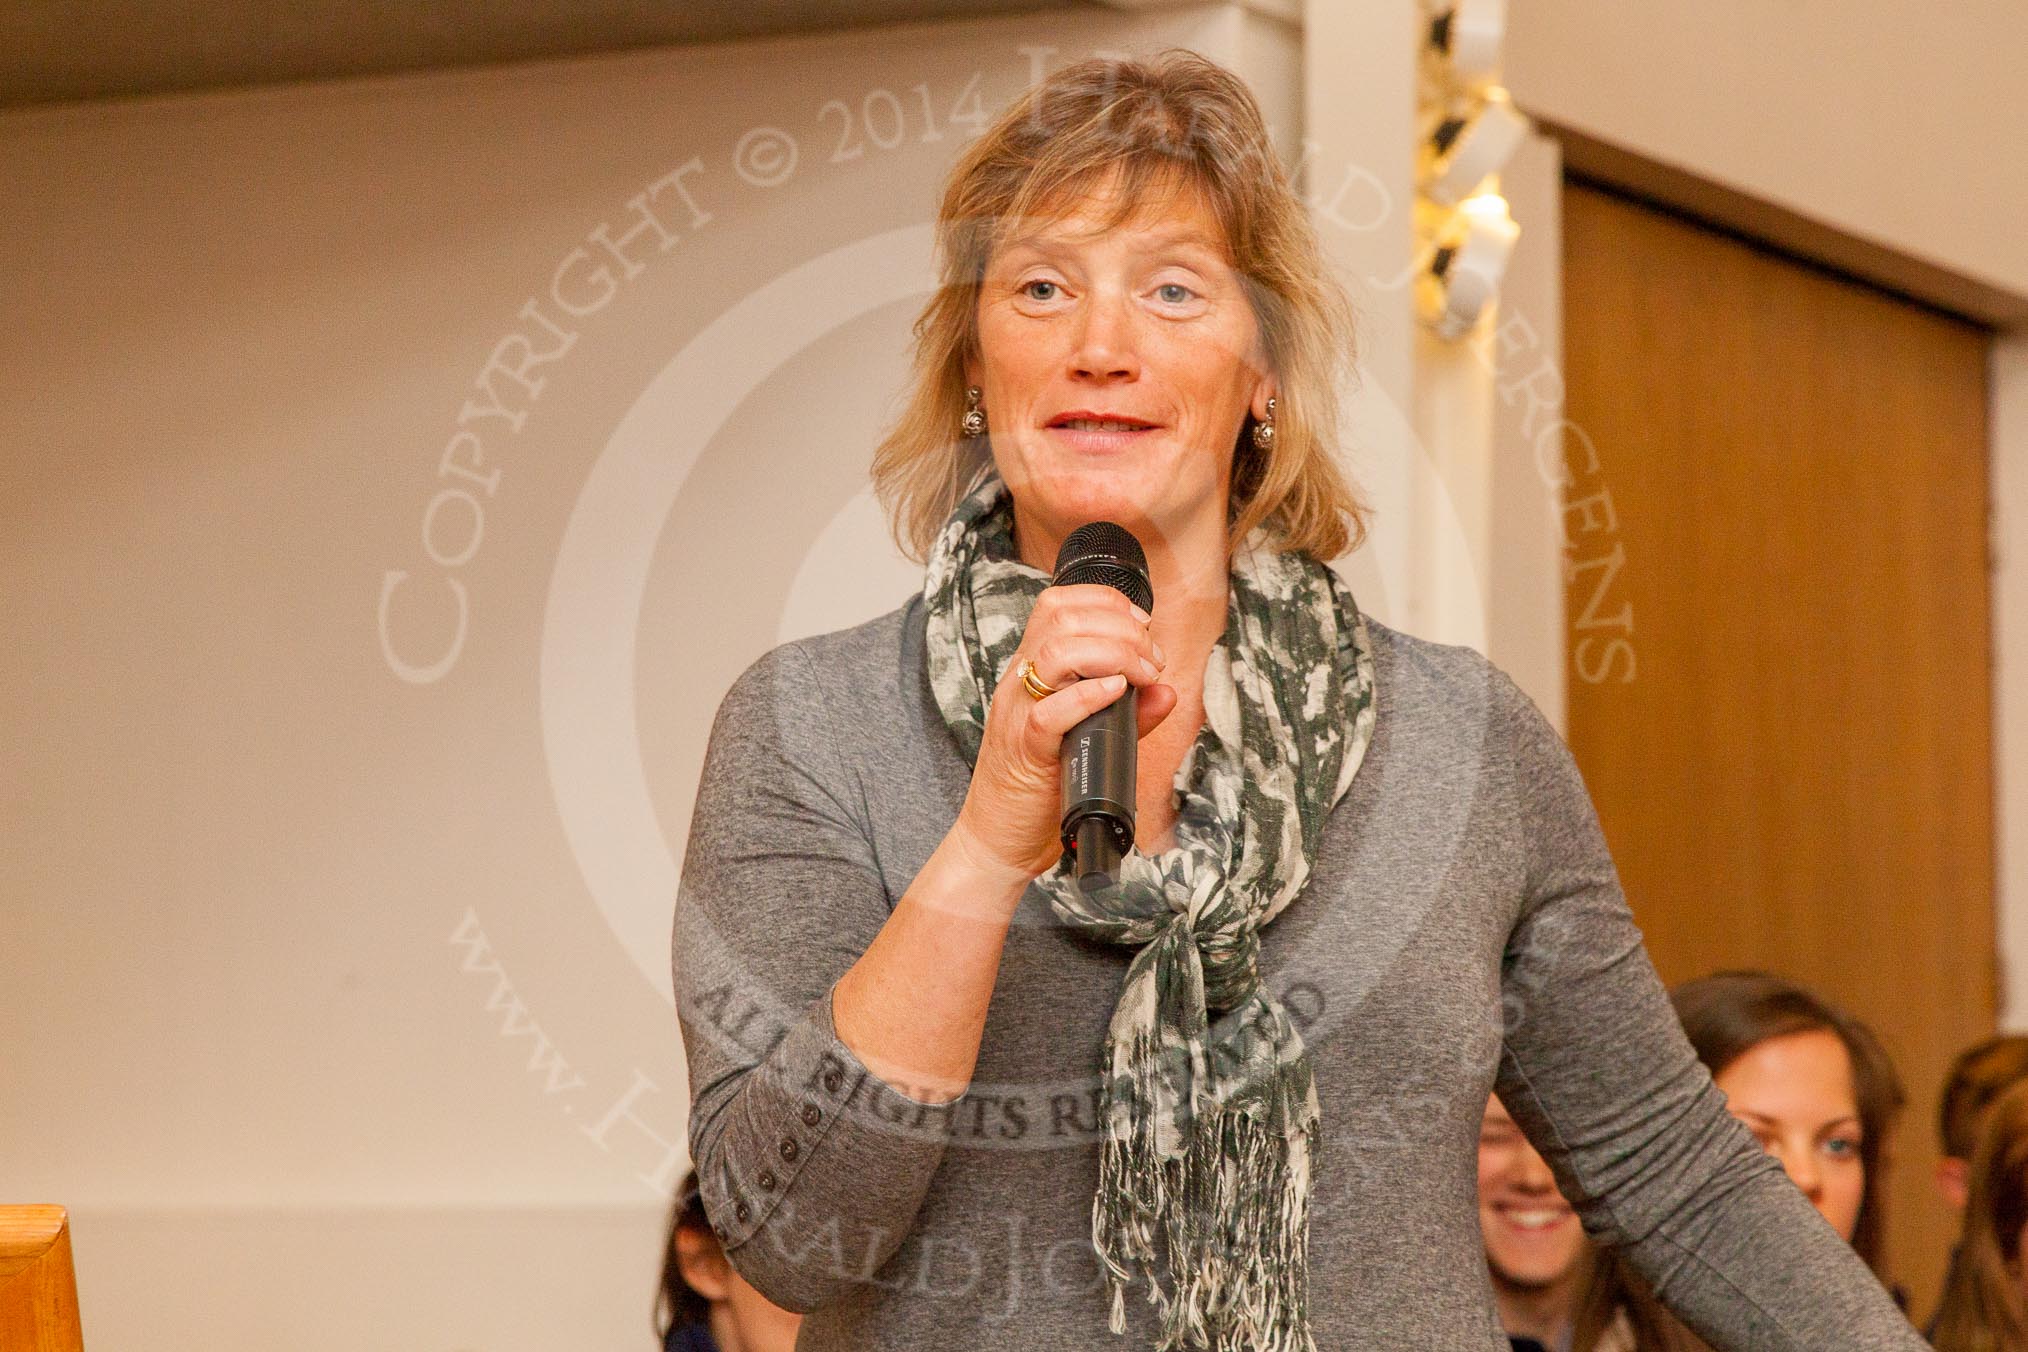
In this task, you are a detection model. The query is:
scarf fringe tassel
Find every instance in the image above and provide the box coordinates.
[1094,1028,1319,1352]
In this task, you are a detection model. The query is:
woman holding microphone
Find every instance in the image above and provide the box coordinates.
[671,49,1924,1352]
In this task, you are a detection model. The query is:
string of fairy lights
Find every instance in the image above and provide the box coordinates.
[1415,0,1532,341]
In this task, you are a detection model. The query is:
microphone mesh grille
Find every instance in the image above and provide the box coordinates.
[1053,522,1153,612]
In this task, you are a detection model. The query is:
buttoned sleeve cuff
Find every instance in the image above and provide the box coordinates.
[693,979,971,1306]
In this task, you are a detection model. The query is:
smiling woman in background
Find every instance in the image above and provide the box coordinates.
[1574,971,1907,1352]
[1481,1093,1591,1351]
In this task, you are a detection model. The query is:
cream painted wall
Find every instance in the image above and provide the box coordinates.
[1296,0,1556,700]
[1503,0,2028,308]
[1481,133,1567,729]
[0,7,1324,1348]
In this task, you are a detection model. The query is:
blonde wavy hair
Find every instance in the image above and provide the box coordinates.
[870,48,1371,566]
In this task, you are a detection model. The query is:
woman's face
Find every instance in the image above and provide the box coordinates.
[967,172,1272,566]
[1713,1029,1867,1242]
[1476,1094,1585,1291]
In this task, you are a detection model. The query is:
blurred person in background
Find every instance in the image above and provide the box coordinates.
[658,1169,804,1352]
[1930,1037,2028,1340]
[1481,1092,1591,1351]
[1573,971,1907,1352]
[1938,1038,2028,1213]
[1930,1076,2028,1352]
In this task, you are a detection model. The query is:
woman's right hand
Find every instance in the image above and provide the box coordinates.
[948,584,1178,886]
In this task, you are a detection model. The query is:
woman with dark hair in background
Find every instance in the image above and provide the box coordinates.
[656,1168,803,1352]
[1573,971,1907,1352]
[1931,1076,2028,1351]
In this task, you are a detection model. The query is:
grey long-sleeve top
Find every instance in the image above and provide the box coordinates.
[671,592,1925,1351]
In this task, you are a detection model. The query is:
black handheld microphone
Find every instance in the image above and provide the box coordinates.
[1052,522,1154,893]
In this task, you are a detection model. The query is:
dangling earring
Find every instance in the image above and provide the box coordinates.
[1251,395,1276,451]
[961,385,987,438]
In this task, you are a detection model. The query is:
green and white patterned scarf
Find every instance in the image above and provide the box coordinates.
[921,460,1377,1352]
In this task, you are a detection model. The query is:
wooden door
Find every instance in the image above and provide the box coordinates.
[1559,178,1995,1317]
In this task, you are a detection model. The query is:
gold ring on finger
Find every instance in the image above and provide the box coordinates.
[1018,657,1061,700]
